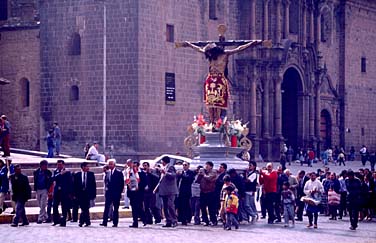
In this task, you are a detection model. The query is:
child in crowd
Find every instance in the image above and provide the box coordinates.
[220,175,237,226]
[224,185,239,230]
[281,181,295,227]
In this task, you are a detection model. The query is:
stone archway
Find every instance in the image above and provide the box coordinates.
[320,109,332,149]
[282,67,303,151]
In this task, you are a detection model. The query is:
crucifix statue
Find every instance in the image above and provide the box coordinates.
[176,24,271,124]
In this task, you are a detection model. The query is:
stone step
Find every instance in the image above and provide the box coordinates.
[0,206,132,224]
[28,180,105,190]
[11,160,98,170]
[30,187,107,198]
[27,172,105,183]
[22,166,104,176]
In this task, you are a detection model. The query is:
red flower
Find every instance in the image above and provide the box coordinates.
[197,114,206,126]
[215,118,222,128]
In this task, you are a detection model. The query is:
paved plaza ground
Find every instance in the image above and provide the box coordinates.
[1,216,375,243]
[1,153,375,242]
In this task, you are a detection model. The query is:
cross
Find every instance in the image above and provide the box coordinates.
[175,24,272,48]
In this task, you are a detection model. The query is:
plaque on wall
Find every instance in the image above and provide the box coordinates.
[165,72,176,105]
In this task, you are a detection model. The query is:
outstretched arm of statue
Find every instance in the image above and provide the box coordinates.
[225,40,271,55]
[175,41,205,53]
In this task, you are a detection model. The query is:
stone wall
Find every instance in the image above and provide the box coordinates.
[344,0,376,152]
[0,27,40,150]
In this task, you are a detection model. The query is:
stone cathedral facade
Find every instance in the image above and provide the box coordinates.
[0,0,375,161]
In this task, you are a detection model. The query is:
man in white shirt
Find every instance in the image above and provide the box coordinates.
[86,142,105,162]
[303,172,324,228]
[360,145,368,166]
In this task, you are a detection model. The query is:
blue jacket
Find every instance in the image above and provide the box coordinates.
[0,166,9,193]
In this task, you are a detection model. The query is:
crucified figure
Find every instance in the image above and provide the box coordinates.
[178,39,270,124]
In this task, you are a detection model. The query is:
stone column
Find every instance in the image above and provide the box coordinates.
[316,13,321,45]
[302,3,307,47]
[250,0,256,39]
[283,0,290,39]
[250,76,257,136]
[275,0,282,44]
[263,0,270,40]
[315,85,321,138]
[262,77,270,137]
[309,93,315,138]
[274,75,282,137]
[309,4,314,44]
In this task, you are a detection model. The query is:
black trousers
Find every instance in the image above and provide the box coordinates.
[177,195,192,223]
[339,192,347,217]
[260,194,267,217]
[265,192,277,223]
[144,192,161,224]
[102,194,120,226]
[52,191,70,225]
[72,197,79,222]
[128,190,145,226]
[307,211,318,225]
[78,194,91,225]
[200,191,217,224]
[296,198,305,220]
[348,205,359,229]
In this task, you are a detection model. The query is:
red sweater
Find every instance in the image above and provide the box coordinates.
[261,170,278,193]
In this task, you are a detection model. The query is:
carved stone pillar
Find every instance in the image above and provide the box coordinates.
[262,77,270,137]
[263,0,270,40]
[274,76,282,137]
[309,93,315,138]
[283,0,290,39]
[275,0,282,44]
[315,85,321,138]
[250,77,257,136]
[316,13,321,45]
[310,4,314,44]
[302,3,307,47]
[250,0,256,39]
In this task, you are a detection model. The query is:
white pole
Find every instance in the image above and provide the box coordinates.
[103,2,107,150]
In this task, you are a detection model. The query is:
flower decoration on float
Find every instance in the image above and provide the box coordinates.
[226,119,248,137]
[191,114,212,135]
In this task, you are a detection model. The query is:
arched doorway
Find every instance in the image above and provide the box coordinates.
[320,109,332,148]
[282,67,303,151]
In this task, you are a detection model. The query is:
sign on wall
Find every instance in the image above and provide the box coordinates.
[165,72,176,105]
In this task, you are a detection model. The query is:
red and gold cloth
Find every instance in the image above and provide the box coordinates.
[204,73,229,109]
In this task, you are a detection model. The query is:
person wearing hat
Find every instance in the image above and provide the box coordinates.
[0,115,11,157]
[86,142,105,162]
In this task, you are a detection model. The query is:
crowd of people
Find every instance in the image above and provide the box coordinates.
[281,144,375,172]
[0,155,375,231]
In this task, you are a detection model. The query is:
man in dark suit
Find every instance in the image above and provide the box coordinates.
[296,170,309,221]
[158,156,178,227]
[142,161,161,224]
[177,162,195,225]
[74,162,96,227]
[52,160,72,227]
[100,159,124,227]
[126,160,146,228]
[10,165,31,227]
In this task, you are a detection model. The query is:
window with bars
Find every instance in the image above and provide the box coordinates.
[209,0,217,20]
[166,24,174,43]
[361,57,366,73]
